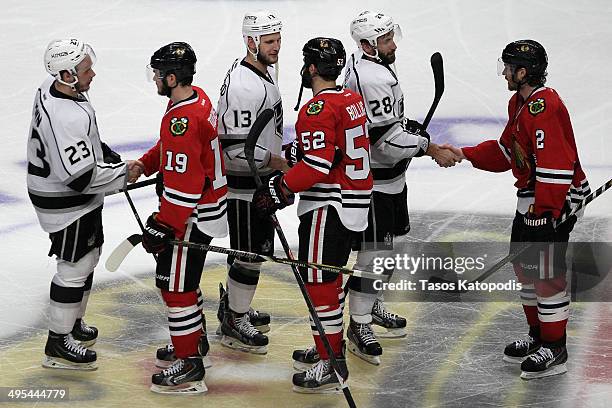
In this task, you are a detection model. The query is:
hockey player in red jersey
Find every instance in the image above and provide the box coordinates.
[131,42,228,394]
[441,40,590,379]
[253,37,372,393]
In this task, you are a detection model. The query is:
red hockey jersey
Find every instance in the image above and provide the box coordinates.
[284,87,373,231]
[139,86,228,238]
[462,87,590,218]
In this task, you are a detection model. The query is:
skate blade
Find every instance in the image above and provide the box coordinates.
[373,327,407,338]
[254,324,270,334]
[348,344,381,366]
[503,355,527,364]
[221,336,268,354]
[42,356,98,371]
[293,360,316,372]
[292,384,342,394]
[150,380,208,394]
[156,356,212,369]
[520,363,567,380]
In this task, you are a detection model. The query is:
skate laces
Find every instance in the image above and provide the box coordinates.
[64,334,87,356]
[80,320,95,334]
[304,345,318,357]
[247,308,259,319]
[235,314,259,337]
[514,336,536,349]
[529,347,554,364]
[164,344,175,353]
[356,322,377,345]
[374,299,397,320]
[163,358,184,375]
[305,359,330,382]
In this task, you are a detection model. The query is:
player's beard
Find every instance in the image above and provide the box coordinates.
[379,50,396,65]
[258,52,278,66]
[506,77,519,91]
[75,80,90,93]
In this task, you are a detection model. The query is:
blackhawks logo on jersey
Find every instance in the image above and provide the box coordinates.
[512,137,531,172]
[306,100,325,116]
[528,98,545,116]
[170,117,189,136]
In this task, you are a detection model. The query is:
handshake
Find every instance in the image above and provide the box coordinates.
[426,142,465,168]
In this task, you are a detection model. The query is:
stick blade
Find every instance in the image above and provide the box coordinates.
[105,234,142,272]
[244,108,275,175]
[430,52,444,97]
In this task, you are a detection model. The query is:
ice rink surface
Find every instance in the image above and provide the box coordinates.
[0,1,611,407]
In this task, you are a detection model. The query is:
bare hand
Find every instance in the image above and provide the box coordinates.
[127,160,145,183]
[426,143,462,167]
[438,143,466,161]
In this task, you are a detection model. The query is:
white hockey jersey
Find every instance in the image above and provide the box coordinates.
[344,51,429,194]
[217,59,283,201]
[27,76,127,233]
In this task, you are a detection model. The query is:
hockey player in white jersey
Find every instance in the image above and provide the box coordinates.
[214,10,288,354]
[27,39,137,370]
[343,11,461,362]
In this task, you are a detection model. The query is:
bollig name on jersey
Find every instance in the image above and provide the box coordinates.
[345,101,366,121]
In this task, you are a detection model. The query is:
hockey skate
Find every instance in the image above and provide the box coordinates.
[71,318,98,348]
[216,283,271,334]
[503,335,541,364]
[42,331,97,371]
[150,357,207,394]
[371,298,407,338]
[220,309,268,354]
[155,336,212,369]
[292,345,320,371]
[292,343,348,394]
[520,343,568,380]
[156,316,212,368]
[347,318,382,365]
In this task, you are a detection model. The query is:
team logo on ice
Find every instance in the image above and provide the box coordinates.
[528,98,545,116]
[306,100,324,116]
[170,117,189,136]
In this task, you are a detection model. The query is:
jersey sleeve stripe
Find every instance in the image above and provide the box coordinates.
[535,167,574,176]
[498,140,512,163]
[163,186,202,199]
[303,155,332,171]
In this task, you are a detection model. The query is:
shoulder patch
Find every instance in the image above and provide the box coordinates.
[306,100,325,116]
[528,98,545,116]
[169,117,189,136]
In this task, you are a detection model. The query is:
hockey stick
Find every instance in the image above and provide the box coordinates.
[245,109,357,408]
[106,177,156,196]
[106,234,385,281]
[422,52,444,130]
[428,177,612,292]
[104,187,156,271]
[171,239,384,281]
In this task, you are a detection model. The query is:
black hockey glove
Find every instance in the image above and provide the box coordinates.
[142,213,174,254]
[101,142,122,164]
[518,211,559,277]
[252,175,294,218]
[285,139,304,168]
[404,119,430,142]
